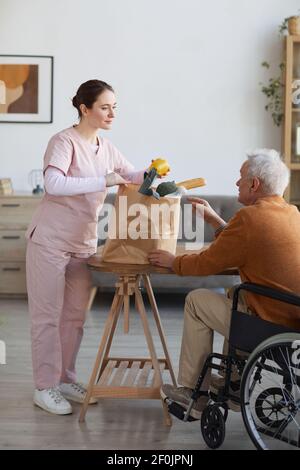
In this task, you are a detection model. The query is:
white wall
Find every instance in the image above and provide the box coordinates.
[0,0,298,195]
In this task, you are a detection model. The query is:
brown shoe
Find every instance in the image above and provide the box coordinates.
[210,374,241,412]
[160,384,208,419]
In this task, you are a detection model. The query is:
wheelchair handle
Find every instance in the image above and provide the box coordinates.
[232,282,300,312]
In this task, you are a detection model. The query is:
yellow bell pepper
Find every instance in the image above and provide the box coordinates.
[149,158,170,177]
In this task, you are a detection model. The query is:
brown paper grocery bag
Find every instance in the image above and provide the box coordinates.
[102,184,180,264]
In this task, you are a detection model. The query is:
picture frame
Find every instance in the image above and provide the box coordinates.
[0,54,53,123]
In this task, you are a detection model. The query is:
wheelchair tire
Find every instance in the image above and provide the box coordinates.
[240,333,300,450]
[201,405,226,449]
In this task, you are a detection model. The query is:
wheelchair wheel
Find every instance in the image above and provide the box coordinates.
[255,386,292,428]
[240,333,300,450]
[201,404,226,449]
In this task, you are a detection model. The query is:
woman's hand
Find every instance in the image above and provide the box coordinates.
[105,172,130,187]
[146,167,170,179]
[148,159,170,179]
[187,197,226,230]
[148,250,175,269]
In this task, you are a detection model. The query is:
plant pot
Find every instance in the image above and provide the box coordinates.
[288,16,300,35]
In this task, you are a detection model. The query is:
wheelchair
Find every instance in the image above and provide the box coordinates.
[165,283,300,450]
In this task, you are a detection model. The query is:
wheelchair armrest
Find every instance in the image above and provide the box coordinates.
[232,282,300,311]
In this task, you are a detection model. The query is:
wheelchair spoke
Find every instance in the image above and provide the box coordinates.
[279,347,298,394]
[283,346,300,397]
[269,349,290,405]
[241,337,300,450]
[290,414,300,431]
[273,414,293,439]
[258,353,287,391]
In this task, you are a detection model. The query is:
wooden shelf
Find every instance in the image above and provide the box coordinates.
[92,358,167,399]
[283,36,300,204]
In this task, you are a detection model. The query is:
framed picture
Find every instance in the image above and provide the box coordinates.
[0,55,53,123]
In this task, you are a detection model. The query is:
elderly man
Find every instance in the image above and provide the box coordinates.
[148,149,300,419]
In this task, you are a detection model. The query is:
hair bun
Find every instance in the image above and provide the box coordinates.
[72,95,78,108]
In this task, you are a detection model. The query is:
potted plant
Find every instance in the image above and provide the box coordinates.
[260,61,285,127]
[279,14,300,35]
[259,12,300,127]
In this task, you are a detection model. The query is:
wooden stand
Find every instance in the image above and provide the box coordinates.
[79,273,177,425]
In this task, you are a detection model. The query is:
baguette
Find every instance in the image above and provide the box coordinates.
[176,177,206,190]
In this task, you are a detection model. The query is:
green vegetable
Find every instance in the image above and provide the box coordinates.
[156,181,178,197]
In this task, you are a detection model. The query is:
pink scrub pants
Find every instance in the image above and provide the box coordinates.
[26,239,92,389]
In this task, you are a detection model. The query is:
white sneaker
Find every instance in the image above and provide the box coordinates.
[34,387,72,415]
[59,382,98,404]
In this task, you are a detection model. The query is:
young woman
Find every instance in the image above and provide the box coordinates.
[26,79,146,415]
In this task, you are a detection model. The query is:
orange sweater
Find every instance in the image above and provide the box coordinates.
[173,196,300,329]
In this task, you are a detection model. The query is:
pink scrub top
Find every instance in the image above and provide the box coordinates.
[26,126,136,253]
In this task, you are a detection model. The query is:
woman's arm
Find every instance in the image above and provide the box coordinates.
[44,166,106,196]
[123,168,147,184]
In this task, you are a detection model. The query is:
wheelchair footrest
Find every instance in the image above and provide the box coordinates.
[166,399,197,422]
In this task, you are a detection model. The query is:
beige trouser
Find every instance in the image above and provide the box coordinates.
[178,288,250,391]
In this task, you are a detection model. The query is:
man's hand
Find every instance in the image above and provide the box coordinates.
[105,172,130,187]
[148,249,175,269]
[187,197,226,230]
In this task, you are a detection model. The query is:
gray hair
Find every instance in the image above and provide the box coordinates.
[246,149,290,196]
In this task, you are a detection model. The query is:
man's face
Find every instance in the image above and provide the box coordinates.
[236,161,254,205]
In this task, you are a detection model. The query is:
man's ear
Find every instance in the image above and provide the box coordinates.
[251,176,261,192]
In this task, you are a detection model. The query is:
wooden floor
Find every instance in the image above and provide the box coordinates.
[0,291,254,450]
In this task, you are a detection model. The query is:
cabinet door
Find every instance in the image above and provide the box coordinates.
[0,262,27,294]
[0,230,27,260]
[0,197,40,229]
